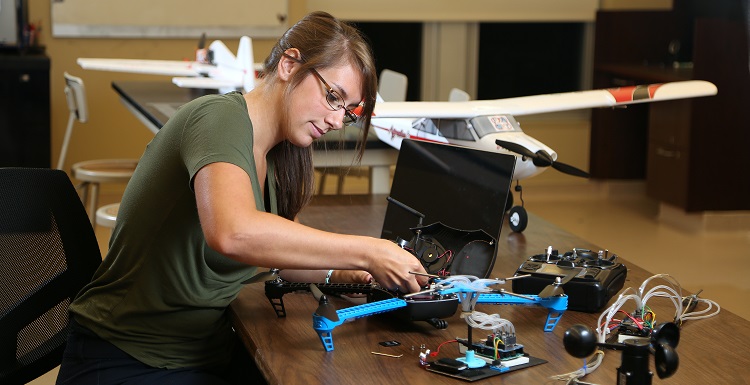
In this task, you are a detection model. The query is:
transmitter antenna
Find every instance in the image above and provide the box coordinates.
[386,196,425,226]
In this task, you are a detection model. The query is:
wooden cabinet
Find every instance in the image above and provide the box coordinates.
[590,9,750,212]
[0,52,50,168]
[646,17,750,212]
[589,10,681,180]
[646,99,693,208]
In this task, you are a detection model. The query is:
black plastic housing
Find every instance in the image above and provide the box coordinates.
[511,249,627,312]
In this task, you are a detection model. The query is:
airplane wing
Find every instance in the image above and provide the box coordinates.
[78,57,246,92]
[76,58,213,77]
[77,57,264,76]
[77,36,263,93]
[372,80,717,119]
[171,76,243,89]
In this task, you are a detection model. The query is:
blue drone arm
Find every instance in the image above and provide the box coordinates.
[475,293,568,332]
[313,298,408,351]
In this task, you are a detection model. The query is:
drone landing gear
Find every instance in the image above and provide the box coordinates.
[312,297,408,352]
[425,318,448,329]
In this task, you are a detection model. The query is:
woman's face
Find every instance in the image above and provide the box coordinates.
[286,63,363,148]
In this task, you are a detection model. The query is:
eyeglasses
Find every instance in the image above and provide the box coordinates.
[308,68,359,125]
[281,52,359,124]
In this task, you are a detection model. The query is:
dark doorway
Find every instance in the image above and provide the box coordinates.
[352,22,423,101]
[477,23,584,99]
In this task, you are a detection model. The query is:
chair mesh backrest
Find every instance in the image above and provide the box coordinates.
[0,168,101,384]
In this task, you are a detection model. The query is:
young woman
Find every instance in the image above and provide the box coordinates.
[56,11,427,384]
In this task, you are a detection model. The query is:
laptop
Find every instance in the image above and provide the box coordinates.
[380,139,516,278]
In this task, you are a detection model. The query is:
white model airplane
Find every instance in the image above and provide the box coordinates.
[75,44,717,232]
[77,36,261,94]
[367,80,718,232]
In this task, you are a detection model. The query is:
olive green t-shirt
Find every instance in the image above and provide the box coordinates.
[69,92,276,370]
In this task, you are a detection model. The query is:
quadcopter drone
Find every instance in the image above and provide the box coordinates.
[246,196,570,351]
[258,271,567,352]
[316,275,567,352]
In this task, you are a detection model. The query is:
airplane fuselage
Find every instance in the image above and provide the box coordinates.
[370,114,556,181]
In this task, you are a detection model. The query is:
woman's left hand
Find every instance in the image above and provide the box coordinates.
[330,270,372,284]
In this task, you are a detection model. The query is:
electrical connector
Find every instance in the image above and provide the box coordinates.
[682,290,702,313]
[611,311,651,344]
[457,334,525,362]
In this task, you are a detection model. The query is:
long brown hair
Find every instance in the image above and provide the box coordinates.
[262,11,378,220]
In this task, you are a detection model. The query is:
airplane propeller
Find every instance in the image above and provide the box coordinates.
[495,139,590,178]
[241,268,280,284]
[538,270,578,298]
[310,284,340,322]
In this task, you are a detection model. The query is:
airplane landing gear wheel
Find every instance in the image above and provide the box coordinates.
[508,206,528,233]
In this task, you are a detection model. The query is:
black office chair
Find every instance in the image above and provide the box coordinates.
[0,168,102,384]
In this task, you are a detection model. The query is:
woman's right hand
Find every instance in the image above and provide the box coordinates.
[366,238,429,294]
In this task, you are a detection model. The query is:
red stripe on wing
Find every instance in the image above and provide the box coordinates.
[607,83,664,102]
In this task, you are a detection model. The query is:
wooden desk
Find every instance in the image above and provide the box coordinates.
[111,81,398,193]
[230,195,750,384]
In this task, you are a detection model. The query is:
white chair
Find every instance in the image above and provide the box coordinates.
[448,88,471,102]
[378,69,408,102]
[317,71,408,194]
[58,72,138,224]
[96,202,119,231]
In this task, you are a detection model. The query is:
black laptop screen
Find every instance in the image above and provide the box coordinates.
[380,139,516,259]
